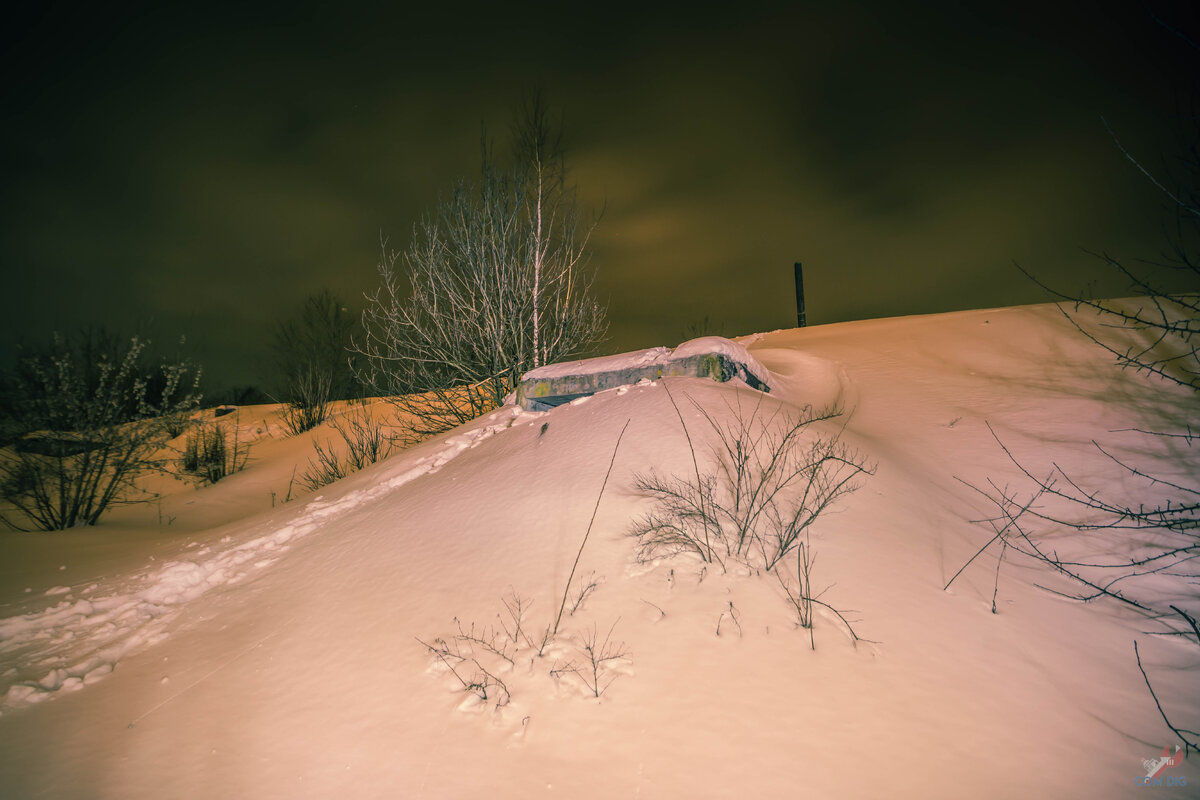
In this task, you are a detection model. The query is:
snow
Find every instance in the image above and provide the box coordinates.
[0,403,533,712]
[520,345,672,380]
[668,334,772,387]
[0,301,1197,798]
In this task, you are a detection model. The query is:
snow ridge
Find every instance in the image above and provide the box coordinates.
[0,406,534,713]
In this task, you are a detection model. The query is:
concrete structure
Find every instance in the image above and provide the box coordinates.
[515,336,771,411]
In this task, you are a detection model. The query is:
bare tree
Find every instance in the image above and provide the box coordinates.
[514,90,583,370]
[355,99,606,440]
[271,289,359,435]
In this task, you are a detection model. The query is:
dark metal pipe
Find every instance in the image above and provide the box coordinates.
[794,262,807,328]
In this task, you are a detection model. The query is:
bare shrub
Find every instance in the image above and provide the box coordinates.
[272,290,359,436]
[958,14,1199,751]
[419,588,626,710]
[628,384,873,645]
[300,406,395,491]
[418,635,512,709]
[774,532,867,650]
[0,334,201,530]
[179,416,249,485]
[971,28,1200,618]
[417,590,540,712]
[567,571,600,617]
[954,91,1198,623]
[162,412,193,439]
[336,406,392,470]
[630,386,874,573]
[549,622,629,698]
[278,365,334,437]
[300,439,347,492]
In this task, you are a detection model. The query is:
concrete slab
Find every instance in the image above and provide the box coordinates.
[515,337,771,411]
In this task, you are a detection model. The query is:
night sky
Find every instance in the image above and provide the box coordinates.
[2,1,1197,392]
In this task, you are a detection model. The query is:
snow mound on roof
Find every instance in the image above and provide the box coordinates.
[522,346,671,381]
[522,336,771,387]
[670,336,772,387]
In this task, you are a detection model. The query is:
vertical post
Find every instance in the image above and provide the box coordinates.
[794,262,807,328]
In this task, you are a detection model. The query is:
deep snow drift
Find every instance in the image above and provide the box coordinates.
[0,302,1197,799]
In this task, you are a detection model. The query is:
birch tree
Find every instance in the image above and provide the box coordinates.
[355,99,606,439]
[514,91,564,369]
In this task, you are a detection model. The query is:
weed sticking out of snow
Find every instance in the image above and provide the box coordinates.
[420,589,630,718]
[549,621,631,698]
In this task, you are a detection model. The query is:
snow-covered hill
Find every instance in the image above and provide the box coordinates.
[1,302,1196,799]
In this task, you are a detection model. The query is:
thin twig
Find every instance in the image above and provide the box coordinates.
[1134,640,1199,758]
[1170,604,1200,644]
[662,380,715,563]
[554,419,630,635]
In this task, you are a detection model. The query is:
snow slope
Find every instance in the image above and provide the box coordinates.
[0,302,1197,798]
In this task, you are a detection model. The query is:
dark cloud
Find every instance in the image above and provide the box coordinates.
[1,1,1197,389]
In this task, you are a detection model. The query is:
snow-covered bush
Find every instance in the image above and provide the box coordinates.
[0,334,201,530]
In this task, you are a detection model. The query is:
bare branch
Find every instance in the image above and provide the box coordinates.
[1135,640,1199,758]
